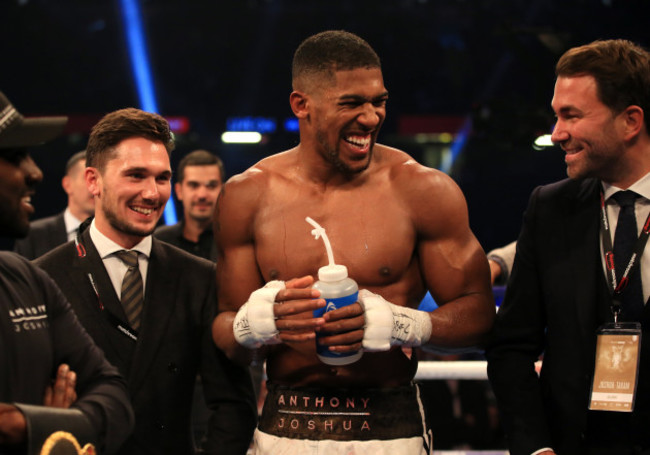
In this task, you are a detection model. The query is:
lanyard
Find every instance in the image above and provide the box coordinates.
[75,235,138,342]
[599,190,650,321]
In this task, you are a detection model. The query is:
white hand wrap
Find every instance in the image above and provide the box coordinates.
[233,280,285,349]
[358,289,432,351]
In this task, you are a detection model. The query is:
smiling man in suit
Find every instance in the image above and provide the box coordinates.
[487,40,650,455]
[35,108,257,455]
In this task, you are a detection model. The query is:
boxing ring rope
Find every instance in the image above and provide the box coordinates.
[415,360,488,380]
[416,361,510,454]
[412,360,545,454]
[414,360,542,380]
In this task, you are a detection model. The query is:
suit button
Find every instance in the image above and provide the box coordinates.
[168,362,179,374]
[158,423,165,430]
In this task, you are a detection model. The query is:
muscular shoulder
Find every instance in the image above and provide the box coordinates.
[375,144,456,191]
[216,150,296,236]
[376,144,468,232]
[225,150,294,193]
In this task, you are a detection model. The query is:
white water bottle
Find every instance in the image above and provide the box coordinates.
[307,217,363,365]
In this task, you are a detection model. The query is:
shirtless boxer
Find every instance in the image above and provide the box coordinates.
[212,30,495,455]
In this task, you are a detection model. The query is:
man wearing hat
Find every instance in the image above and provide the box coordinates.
[0,92,134,454]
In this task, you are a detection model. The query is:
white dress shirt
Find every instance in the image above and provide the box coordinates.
[88,218,151,300]
[602,172,650,304]
[63,208,84,242]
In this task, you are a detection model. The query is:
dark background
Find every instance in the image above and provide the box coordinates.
[2,0,649,252]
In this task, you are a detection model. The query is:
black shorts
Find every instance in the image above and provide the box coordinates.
[258,382,429,442]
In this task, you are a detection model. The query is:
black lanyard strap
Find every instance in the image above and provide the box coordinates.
[599,189,650,319]
[76,235,138,342]
[86,272,138,342]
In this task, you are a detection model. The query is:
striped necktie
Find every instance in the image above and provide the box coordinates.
[116,250,143,331]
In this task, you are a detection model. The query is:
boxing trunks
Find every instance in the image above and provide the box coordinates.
[253,382,432,455]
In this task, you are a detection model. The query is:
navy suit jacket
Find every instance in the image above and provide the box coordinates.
[35,228,257,455]
[14,211,67,260]
[487,178,650,455]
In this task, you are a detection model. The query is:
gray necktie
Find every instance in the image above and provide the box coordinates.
[116,250,143,331]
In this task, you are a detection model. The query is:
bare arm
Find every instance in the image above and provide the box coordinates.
[318,160,494,355]
[212,176,263,364]
[412,167,495,349]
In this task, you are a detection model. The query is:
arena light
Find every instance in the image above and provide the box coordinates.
[221,131,263,144]
[284,118,299,132]
[533,134,554,150]
[440,117,472,174]
[119,0,178,225]
[226,116,277,134]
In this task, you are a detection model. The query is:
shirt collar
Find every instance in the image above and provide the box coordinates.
[63,208,83,236]
[89,218,152,259]
[602,172,650,202]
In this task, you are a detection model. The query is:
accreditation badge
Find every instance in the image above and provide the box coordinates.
[589,322,642,412]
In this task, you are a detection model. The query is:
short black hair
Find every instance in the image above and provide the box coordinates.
[292,30,381,91]
[65,150,87,175]
[86,108,174,172]
[177,149,225,182]
[556,39,650,131]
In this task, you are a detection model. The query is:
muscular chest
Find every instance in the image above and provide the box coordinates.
[253,185,416,286]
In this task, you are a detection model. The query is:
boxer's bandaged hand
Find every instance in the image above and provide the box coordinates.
[233,280,285,349]
[359,289,432,351]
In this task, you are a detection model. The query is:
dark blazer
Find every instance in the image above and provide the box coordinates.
[14,211,67,260]
[487,178,650,455]
[154,221,218,262]
[35,229,257,455]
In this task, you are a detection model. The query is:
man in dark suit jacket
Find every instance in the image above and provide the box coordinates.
[154,149,223,262]
[13,210,65,259]
[14,150,94,260]
[487,40,650,455]
[35,108,256,454]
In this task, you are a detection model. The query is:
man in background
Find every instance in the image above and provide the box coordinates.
[154,149,223,261]
[14,150,94,259]
[154,149,234,449]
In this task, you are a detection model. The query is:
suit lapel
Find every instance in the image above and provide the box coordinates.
[566,179,608,349]
[76,229,135,371]
[128,239,177,393]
